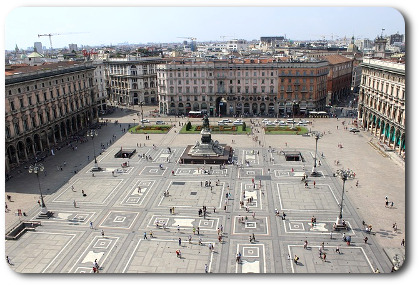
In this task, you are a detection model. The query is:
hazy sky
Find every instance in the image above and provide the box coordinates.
[5,6,405,50]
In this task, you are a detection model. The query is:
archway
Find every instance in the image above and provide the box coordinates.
[260,103,266,115]
[252,103,258,115]
[17,140,27,162]
[244,103,250,114]
[216,97,227,116]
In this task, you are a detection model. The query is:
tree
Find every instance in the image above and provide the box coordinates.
[242,121,247,131]
[186,121,192,131]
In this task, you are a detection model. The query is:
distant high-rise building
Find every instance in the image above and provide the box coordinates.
[69,43,78,52]
[390,32,404,45]
[34,42,43,54]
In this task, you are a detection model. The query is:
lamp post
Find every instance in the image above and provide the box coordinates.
[292,100,297,129]
[335,169,351,226]
[28,163,50,217]
[140,101,145,127]
[87,129,100,170]
[311,132,321,176]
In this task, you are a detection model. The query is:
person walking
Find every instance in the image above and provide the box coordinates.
[90,221,93,229]
[101,230,104,238]
[364,237,368,244]
[179,238,182,246]
[143,232,147,240]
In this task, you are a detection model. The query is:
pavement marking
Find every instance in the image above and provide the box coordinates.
[236,243,266,273]
[276,182,340,212]
[282,220,355,235]
[288,244,375,273]
[98,210,140,229]
[31,211,96,225]
[147,215,220,231]
[139,166,168,176]
[40,231,78,273]
[69,235,120,273]
[232,216,269,235]
[121,179,156,206]
[53,178,124,205]
[122,238,216,273]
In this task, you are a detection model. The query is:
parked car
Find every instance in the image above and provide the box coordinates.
[218,121,227,126]
[156,120,165,125]
[349,128,360,133]
[221,119,232,123]
[233,120,244,125]
[141,119,150,123]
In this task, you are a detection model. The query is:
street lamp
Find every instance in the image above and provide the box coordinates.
[335,169,352,227]
[311,132,322,176]
[28,163,52,217]
[292,100,298,129]
[140,101,145,127]
[87,129,101,171]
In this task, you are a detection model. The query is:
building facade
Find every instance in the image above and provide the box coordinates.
[104,56,161,106]
[157,58,329,117]
[5,62,99,173]
[322,54,354,105]
[357,58,405,157]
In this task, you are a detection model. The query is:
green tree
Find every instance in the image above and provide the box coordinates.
[186,121,192,131]
[242,121,247,131]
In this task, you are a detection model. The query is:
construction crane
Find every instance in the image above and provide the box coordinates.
[38,32,88,52]
[177,36,197,41]
[177,37,197,52]
[220,35,233,41]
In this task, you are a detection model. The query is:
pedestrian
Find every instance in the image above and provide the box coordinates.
[197,227,200,235]
[364,237,368,244]
[304,240,308,249]
[336,246,340,254]
[101,230,104,238]
[73,200,77,208]
[188,235,192,244]
[177,225,180,232]
[143,232,147,239]
[205,264,208,273]
[323,253,327,262]
[313,181,316,188]
[6,256,12,265]
[38,200,41,206]
[401,239,405,247]
[356,180,359,187]
[294,255,299,264]
[179,238,182,246]
[90,221,93,229]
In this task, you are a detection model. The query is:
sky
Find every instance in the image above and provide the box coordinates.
[4,6,405,51]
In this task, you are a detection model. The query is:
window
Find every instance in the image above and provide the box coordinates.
[10,101,15,111]
[23,119,29,131]
[14,123,20,135]
[19,98,24,108]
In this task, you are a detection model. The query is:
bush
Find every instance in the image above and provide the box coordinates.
[186,121,192,131]
[242,122,247,130]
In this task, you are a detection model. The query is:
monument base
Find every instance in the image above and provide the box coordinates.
[180,144,233,164]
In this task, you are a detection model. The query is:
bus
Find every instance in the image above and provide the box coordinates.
[188,111,204,118]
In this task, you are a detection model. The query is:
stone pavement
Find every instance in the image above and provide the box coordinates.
[4,110,405,273]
